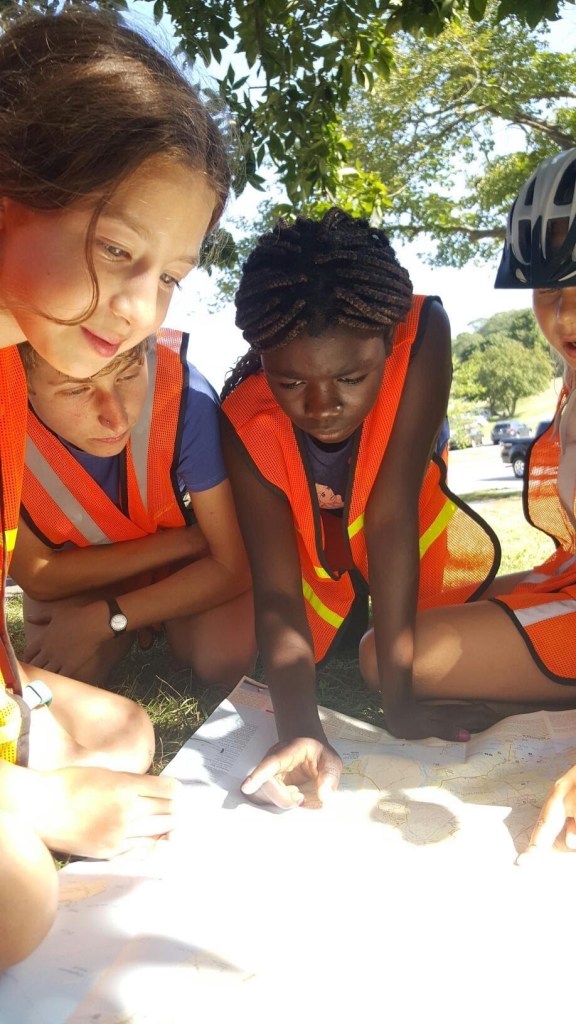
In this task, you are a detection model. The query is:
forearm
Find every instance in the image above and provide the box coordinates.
[366,517,420,714]
[256,599,325,742]
[106,552,252,631]
[12,526,208,602]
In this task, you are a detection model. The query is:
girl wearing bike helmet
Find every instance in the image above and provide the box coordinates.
[495,148,576,856]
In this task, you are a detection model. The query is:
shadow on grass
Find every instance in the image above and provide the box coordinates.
[458,489,521,505]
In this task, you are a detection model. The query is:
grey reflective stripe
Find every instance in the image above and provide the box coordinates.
[25,436,111,545]
[129,341,157,508]
[523,553,576,585]
[523,571,549,584]
[515,599,576,628]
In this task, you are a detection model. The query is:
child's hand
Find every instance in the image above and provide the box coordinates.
[519,765,576,859]
[241,738,342,810]
[384,699,497,742]
[24,601,113,678]
[29,767,181,858]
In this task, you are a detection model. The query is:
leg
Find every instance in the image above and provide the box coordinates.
[23,592,133,686]
[166,590,256,688]
[20,662,155,774]
[359,600,576,704]
[0,811,59,969]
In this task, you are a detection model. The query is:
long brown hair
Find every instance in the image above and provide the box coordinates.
[0,7,231,321]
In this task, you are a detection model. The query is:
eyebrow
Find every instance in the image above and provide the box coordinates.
[99,211,199,266]
[268,357,378,379]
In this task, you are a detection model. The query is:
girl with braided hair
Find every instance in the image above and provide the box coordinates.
[221,208,501,809]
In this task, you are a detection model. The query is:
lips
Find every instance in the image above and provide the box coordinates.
[81,326,124,358]
[92,431,130,447]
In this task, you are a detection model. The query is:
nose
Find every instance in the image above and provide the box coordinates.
[97,389,129,433]
[304,382,343,420]
[109,272,158,332]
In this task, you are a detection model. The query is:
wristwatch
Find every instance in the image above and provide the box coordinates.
[106,597,128,637]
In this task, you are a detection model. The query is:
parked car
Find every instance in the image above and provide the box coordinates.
[500,419,553,477]
[490,420,531,445]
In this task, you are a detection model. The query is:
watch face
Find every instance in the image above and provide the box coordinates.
[110,612,128,632]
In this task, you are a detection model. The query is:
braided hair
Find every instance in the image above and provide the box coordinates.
[221,208,413,399]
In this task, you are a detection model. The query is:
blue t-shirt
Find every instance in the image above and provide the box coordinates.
[60,360,226,508]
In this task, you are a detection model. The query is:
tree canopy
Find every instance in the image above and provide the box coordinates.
[340,3,576,265]
[451,308,556,415]
[3,0,573,217]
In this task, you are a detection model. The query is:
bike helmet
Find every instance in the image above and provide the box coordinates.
[495,148,576,289]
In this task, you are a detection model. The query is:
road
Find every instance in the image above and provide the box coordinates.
[446,443,522,498]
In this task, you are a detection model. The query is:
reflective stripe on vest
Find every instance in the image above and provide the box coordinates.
[129,341,157,511]
[25,434,113,545]
[514,599,576,628]
[4,528,17,555]
[302,579,345,629]
[419,498,457,558]
[524,552,576,586]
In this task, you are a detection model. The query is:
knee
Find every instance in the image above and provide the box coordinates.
[188,642,257,689]
[113,697,156,772]
[0,812,58,970]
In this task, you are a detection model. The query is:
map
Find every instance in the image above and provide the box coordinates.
[2,678,576,1024]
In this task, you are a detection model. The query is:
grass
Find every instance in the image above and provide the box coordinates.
[515,376,563,426]
[6,479,556,768]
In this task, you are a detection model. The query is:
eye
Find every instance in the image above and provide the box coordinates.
[63,386,90,398]
[160,273,182,289]
[99,241,130,260]
[278,380,304,390]
[338,374,368,386]
[117,371,139,383]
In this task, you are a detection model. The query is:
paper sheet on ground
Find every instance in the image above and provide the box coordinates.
[2,677,576,1024]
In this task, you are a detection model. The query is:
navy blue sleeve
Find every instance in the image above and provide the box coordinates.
[176,362,227,493]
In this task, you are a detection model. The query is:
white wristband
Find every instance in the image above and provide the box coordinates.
[22,681,53,710]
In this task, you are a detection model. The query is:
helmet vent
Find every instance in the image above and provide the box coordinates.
[554,163,576,205]
[518,220,531,261]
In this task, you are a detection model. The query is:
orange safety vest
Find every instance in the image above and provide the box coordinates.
[223,295,499,663]
[493,388,576,681]
[0,347,27,762]
[21,330,189,549]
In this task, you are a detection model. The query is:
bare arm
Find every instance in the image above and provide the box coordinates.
[11,515,208,601]
[22,479,254,676]
[222,418,324,743]
[364,300,495,741]
[366,301,451,715]
[91,479,252,632]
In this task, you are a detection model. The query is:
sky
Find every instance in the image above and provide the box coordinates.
[145,2,576,391]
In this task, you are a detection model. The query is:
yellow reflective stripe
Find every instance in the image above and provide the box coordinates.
[347,513,364,539]
[302,579,344,628]
[419,499,457,558]
[4,528,17,553]
[314,565,331,579]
